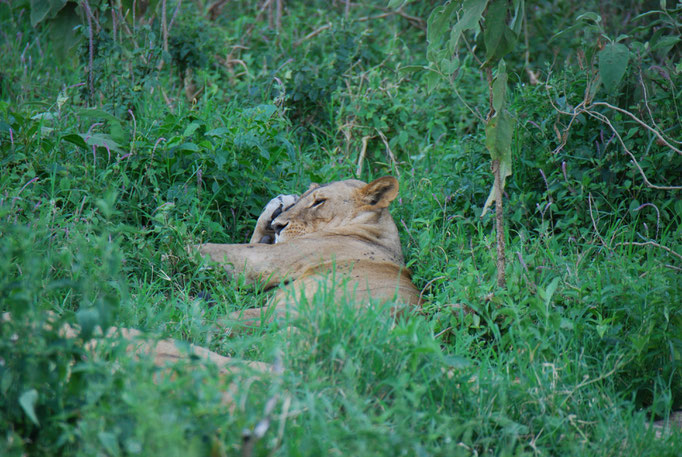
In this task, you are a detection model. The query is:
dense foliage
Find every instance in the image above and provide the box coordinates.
[1,0,680,455]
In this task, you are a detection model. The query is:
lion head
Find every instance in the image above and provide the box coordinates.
[270,176,398,241]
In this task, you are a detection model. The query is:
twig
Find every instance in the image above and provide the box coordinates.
[418,275,446,305]
[493,159,506,287]
[168,0,182,31]
[614,241,682,263]
[161,0,168,52]
[638,71,682,146]
[294,23,332,47]
[589,101,682,155]
[588,193,610,250]
[268,394,291,457]
[241,353,284,457]
[355,135,372,177]
[81,0,95,102]
[584,109,682,190]
[376,129,400,178]
[275,0,282,31]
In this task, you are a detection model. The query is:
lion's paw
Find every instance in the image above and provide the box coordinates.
[250,194,298,244]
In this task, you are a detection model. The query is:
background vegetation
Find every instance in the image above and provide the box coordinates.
[1,0,681,455]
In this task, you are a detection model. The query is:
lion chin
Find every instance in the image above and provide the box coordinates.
[196,176,421,331]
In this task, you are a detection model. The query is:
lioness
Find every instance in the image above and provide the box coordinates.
[197,176,420,328]
[5,176,417,377]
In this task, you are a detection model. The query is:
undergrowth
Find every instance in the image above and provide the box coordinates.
[1,1,681,455]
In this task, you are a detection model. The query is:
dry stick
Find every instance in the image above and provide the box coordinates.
[276,0,282,31]
[589,102,682,155]
[294,23,332,47]
[356,5,426,29]
[418,275,446,305]
[638,71,682,146]
[587,193,610,249]
[584,109,682,190]
[356,135,372,177]
[81,0,95,102]
[241,355,284,457]
[493,159,506,287]
[168,0,182,31]
[547,85,682,189]
[111,7,117,42]
[268,394,291,457]
[162,0,168,52]
[615,241,682,263]
[376,129,400,178]
[485,67,506,288]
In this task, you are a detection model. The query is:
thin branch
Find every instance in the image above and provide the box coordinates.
[418,275,446,305]
[356,135,372,177]
[584,109,682,190]
[638,71,682,146]
[168,0,182,31]
[376,129,400,178]
[588,193,610,250]
[589,101,682,154]
[161,0,168,52]
[614,241,682,263]
[294,23,332,47]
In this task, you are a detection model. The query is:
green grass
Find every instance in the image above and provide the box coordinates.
[1,1,681,455]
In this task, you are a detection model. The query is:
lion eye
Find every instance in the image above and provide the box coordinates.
[311,198,326,208]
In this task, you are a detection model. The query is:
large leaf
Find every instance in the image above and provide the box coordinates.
[599,43,630,91]
[482,108,514,216]
[485,109,513,163]
[426,0,458,50]
[491,60,508,113]
[483,0,519,64]
[30,0,67,27]
[448,0,488,54]
[48,3,82,58]
[484,0,508,60]
[80,133,124,154]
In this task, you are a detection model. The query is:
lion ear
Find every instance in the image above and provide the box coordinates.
[306,182,320,192]
[358,176,399,209]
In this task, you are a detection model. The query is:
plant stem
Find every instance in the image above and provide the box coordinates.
[493,159,506,288]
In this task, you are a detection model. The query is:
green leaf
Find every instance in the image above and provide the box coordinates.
[183,121,202,137]
[576,12,602,24]
[481,109,514,216]
[175,142,200,153]
[427,0,458,49]
[48,3,82,58]
[387,0,407,8]
[205,127,231,138]
[424,70,442,94]
[19,389,40,425]
[80,133,124,154]
[484,0,508,61]
[62,133,88,149]
[439,56,460,75]
[485,111,513,162]
[543,277,560,307]
[30,0,67,27]
[448,0,488,54]
[598,43,630,92]
[491,60,507,113]
[98,431,121,457]
[76,308,100,340]
[510,0,524,36]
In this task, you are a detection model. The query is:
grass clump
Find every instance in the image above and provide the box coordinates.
[1,0,681,455]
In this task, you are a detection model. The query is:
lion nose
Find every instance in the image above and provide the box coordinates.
[272,221,289,235]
